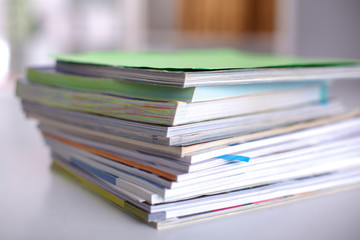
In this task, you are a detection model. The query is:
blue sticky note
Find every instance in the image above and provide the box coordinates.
[228,143,241,147]
[215,155,250,162]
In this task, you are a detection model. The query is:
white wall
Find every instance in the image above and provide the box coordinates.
[277,0,360,59]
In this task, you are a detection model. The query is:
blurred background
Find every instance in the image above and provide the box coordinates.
[1,0,360,86]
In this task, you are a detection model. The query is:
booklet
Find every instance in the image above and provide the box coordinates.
[53,49,360,87]
[17,79,324,126]
[23,101,344,146]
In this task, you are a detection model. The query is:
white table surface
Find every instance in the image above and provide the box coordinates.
[1,79,360,240]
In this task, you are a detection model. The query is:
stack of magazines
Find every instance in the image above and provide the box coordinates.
[16,49,360,229]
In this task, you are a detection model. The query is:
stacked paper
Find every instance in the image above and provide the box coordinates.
[17,49,360,229]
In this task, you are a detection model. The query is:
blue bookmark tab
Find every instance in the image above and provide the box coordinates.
[215,155,250,162]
